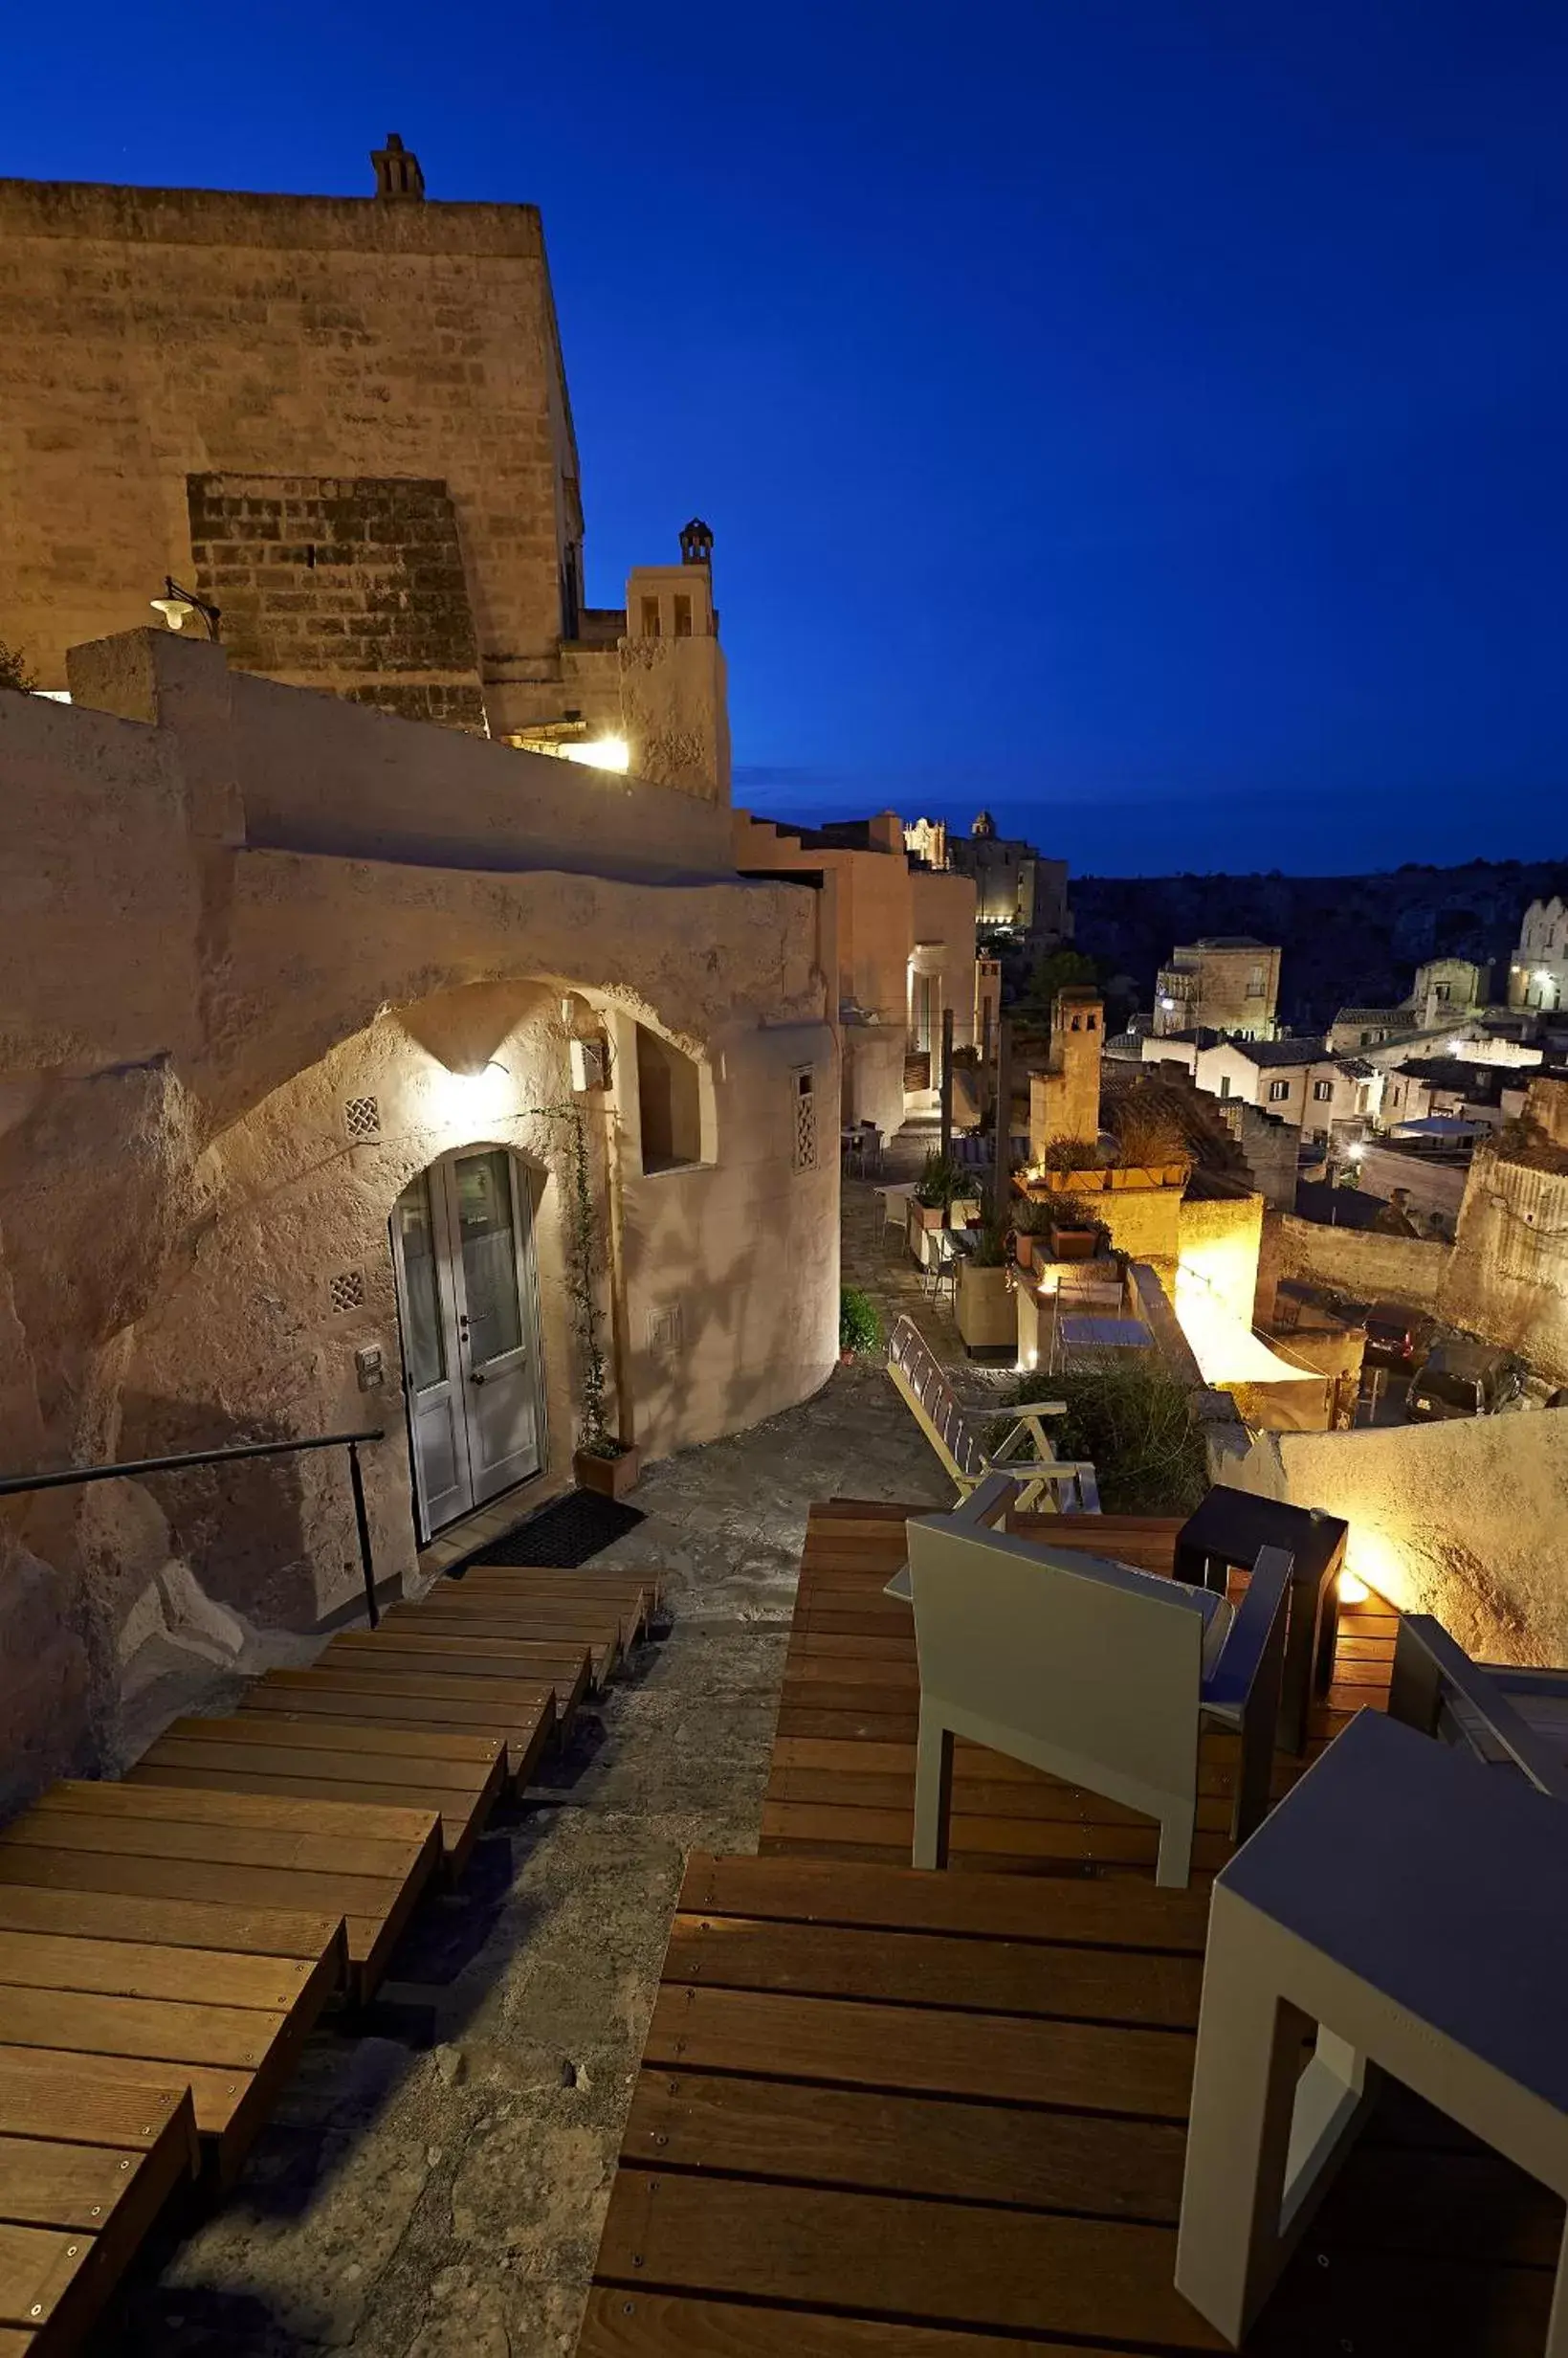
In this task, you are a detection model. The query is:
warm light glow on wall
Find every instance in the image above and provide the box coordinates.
[426,1057,517,1134]
[561,736,630,772]
[1337,1571,1370,1606]
[1173,1264,1319,1389]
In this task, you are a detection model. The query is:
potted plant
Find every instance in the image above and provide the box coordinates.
[839,1285,882,1364]
[955,1218,1015,1355]
[912,1150,962,1231]
[1009,1193,1055,1273]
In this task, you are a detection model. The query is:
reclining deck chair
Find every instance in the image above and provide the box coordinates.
[902,1475,1292,1886]
[886,1314,1099,1513]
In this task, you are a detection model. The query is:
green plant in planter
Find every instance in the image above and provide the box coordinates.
[1051,1196,1104,1238]
[915,1150,963,1209]
[965,1217,1010,1268]
[1039,1136,1102,1173]
[1010,1194,1057,1235]
[839,1286,882,1356]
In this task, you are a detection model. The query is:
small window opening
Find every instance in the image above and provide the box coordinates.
[640,595,661,637]
[673,593,693,638]
[636,1023,701,1172]
[305,544,318,570]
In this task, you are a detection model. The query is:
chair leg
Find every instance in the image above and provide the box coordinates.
[1155,1799,1197,1888]
[914,1711,955,1870]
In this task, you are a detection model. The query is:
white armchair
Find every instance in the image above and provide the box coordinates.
[903,1474,1292,1886]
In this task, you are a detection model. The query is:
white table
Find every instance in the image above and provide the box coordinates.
[1176,1706,1568,2348]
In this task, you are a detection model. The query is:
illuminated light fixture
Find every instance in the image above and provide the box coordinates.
[1159,997,1176,1011]
[1536,970,1553,988]
[150,575,222,640]
[1346,1143,1366,1162]
[560,736,629,772]
[1337,1571,1370,1606]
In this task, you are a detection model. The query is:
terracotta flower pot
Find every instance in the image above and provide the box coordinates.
[1050,1227,1098,1262]
[573,1441,642,1501]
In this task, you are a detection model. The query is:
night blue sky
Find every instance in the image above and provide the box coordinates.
[5,2,1565,874]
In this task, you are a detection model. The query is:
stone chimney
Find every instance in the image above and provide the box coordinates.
[372,134,426,200]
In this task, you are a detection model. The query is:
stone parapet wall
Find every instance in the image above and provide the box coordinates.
[1275,1212,1447,1309]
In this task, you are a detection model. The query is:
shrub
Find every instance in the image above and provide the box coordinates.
[0,639,35,695]
[1105,1096,1189,1169]
[915,1150,964,1208]
[995,1362,1208,1514]
[1039,1136,1101,1173]
[965,1218,1009,1268]
[839,1285,882,1357]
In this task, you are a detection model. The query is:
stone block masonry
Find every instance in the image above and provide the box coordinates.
[188,473,487,730]
[0,176,573,736]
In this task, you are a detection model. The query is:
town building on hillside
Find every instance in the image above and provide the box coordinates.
[1141,1033,1383,1145]
[1507,896,1568,1012]
[0,145,727,798]
[937,811,1071,948]
[735,811,979,1135]
[1026,988,1105,1155]
[1152,937,1280,1039]
[1328,957,1491,1054]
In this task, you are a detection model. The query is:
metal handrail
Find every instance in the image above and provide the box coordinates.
[0,1427,387,1628]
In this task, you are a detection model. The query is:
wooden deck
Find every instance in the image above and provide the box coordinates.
[0,1560,662,2342]
[0,2061,198,2358]
[577,1506,1560,2355]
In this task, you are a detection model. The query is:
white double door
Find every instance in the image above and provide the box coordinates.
[391,1146,545,1537]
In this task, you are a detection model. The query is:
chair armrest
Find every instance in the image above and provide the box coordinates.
[1202,1545,1292,1723]
[1392,1614,1568,1800]
[950,1472,1018,1527]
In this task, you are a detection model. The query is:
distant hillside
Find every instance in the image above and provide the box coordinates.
[1070,859,1568,1031]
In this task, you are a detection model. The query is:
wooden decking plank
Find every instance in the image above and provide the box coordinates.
[0,2048,251,2180]
[621,2070,1187,2221]
[30,1779,438,1848]
[1,1985,287,2073]
[138,1722,504,1781]
[680,1853,1211,1950]
[0,1933,317,2015]
[642,1985,1193,2118]
[0,2063,197,2165]
[0,1838,432,2000]
[591,2171,1226,2348]
[326,1631,602,1699]
[758,1798,1232,1875]
[125,1765,491,1874]
[0,1887,343,1972]
[11,1798,431,1880]
[0,2078,195,2353]
[663,1914,1203,2027]
[576,2289,1122,2355]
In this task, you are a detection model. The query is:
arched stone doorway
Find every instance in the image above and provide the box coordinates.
[390,1144,548,1539]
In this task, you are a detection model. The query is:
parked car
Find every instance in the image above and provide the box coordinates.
[1405,1340,1530,1421]
[1361,1301,1433,1368]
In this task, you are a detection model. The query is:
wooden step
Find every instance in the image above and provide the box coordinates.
[386,1600,624,1681]
[239,1669,556,1788]
[0,2060,197,2357]
[129,1716,505,1876]
[0,1783,437,2000]
[0,1911,338,2184]
[321,1630,593,1717]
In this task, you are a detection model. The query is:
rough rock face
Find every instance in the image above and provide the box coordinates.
[0,632,834,1809]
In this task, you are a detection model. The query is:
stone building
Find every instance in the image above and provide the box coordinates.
[940,812,1071,947]
[1152,937,1280,1039]
[1507,897,1568,1013]
[0,147,728,796]
[1026,989,1106,1156]
[734,811,979,1137]
[0,630,836,1812]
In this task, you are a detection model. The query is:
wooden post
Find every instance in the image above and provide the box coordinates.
[991,1015,1012,1224]
[939,1004,954,1168]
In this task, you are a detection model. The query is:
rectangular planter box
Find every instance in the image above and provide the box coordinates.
[1049,1228,1099,1261]
[573,1442,642,1501]
[956,1259,1015,1355]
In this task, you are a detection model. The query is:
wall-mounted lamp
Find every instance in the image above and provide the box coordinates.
[150,576,222,641]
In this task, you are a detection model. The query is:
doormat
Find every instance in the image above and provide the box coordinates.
[447,1488,644,1574]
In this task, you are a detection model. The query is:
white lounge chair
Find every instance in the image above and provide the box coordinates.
[902,1474,1292,1886]
[1176,1707,1568,2349]
[1389,1612,1568,1798]
[886,1314,1098,1512]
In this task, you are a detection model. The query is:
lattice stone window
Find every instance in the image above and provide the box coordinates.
[342,1095,382,1142]
[793,1068,817,1173]
[328,1268,366,1315]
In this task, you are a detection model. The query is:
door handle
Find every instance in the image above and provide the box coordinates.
[470,1368,487,1386]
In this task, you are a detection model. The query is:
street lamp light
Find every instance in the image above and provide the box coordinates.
[150,577,222,641]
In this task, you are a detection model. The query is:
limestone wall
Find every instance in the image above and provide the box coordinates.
[0,176,569,738]
[67,631,735,880]
[0,634,833,1811]
[1220,1410,1568,1665]
[1275,1213,1448,1309]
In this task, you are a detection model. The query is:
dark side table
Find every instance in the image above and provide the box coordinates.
[1174,1491,1348,1756]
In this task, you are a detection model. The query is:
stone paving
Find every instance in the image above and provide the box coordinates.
[121,1138,960,2358]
